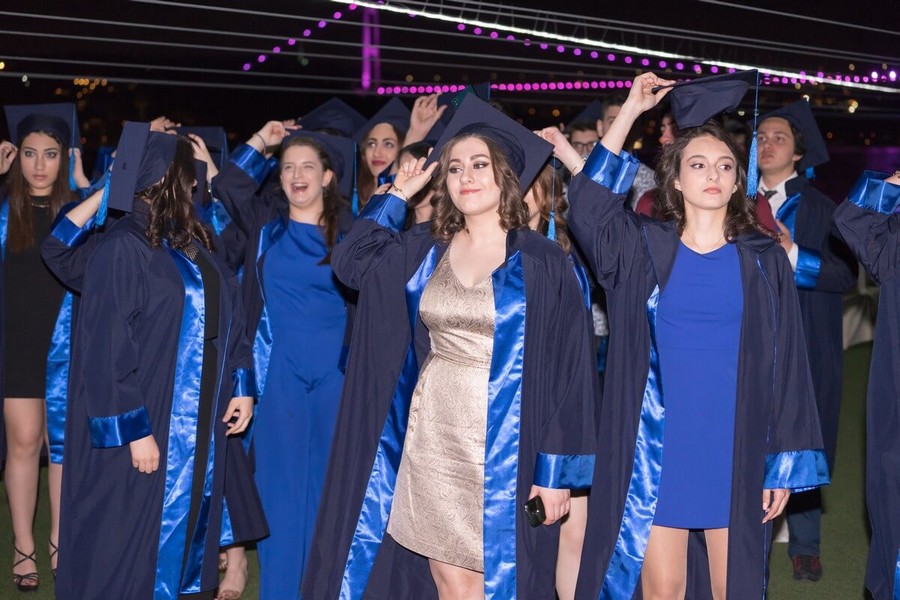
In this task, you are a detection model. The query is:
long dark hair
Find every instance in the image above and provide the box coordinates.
[528,164,571,253]
[6,131,75,252]
[282,136,347,264]
[656,122,775,240]
[430,133,527,243]
[142,136,213,252]
[356,122,404,210]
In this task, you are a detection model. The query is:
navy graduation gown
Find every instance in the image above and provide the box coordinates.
[779,176,858,471]
[568,146,829,600]
[55,205,261,600]
[301,193,598,599]
[833,172,900,600]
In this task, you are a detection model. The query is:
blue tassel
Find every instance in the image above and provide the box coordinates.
[547,211,557,241]
[746,133,759,199]
[68,151,77,192]
[546,165,558,241]
[351,188,359,217]
[805,166,816,180]
[95,178,110,226]
[351,143,359,216]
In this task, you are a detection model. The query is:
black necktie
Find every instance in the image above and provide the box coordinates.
[762,189,777,200]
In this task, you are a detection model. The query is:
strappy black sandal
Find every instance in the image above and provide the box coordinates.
[49,540,59,580]
[12,545,39,593]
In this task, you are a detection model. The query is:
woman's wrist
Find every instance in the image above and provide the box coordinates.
[249,132,267,152]
[389,184,408,201]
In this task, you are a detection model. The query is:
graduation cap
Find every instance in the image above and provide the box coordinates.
[654,69,762,197]
[354,97,411,143]
[4,102,81,150]
[758,100,829,173]
[425,94,553,193]
[567,100,604,132]
[176,126,229,170]
[96,122,179,224]
[300,98,367,139]
[282,130,356,199]
[192,159,208,208]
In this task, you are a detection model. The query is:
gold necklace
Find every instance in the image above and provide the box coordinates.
[683,228,725,254]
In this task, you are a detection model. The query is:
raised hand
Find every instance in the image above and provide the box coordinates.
[69,148,91,188]
[188,134,219,179]
[538,127,584,174]
[149,116,180,133]
[0,140,17,175]
[390,155,438,201]
[407,93,447,142]
[248,120,298,154]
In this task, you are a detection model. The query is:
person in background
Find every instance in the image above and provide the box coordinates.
[597,93,657,209]
[756,100,858,582]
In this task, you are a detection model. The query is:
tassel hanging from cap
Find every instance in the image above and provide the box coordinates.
[95,177,110,226]
[351,146,360,216]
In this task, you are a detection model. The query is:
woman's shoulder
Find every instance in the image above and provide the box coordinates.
[93,216,151,258]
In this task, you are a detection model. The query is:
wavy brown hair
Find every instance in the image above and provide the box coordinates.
[430,133,528,243]
[527,163,571,253]
[281,136,348,264]
[656,122,776,240]
[142,136,213,252]
[6,131,75,252]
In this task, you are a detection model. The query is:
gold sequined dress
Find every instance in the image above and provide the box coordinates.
[387,252,494,572]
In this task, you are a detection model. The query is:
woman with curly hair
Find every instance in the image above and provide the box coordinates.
[303,96,598,599]
[555,72,829,599]
[55,125,259,600]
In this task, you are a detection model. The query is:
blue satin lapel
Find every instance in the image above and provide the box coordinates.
[483,251,527,599]
[600,285,665,600]
[219,499,234,548]
[894,549,900,600]
[340,245,440,598]
[45,292,74,464]
[153,247,207,599]
[570,258,592,310]
[376,165,395,187]
[1,200,8,259]
[774,193,802,238]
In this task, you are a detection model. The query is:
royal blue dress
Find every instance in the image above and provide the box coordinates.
[254,220,347,600]
[653,241,743,529]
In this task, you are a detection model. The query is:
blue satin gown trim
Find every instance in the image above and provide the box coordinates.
[182,322,233,594]
[45,292,73,463]
[88,405,153,448]
[570,258,592,310]
[582,145,640,195]
[359,193,407,231]
[600,285,665,600]
[153,247,207,599]
[0,200,8,259]
[894,549,900,600]
[252,217,287,399]
[763,449,830,492]
[340,246,440,598]
[230,144,270,186]
[220,499,234,547]
[51,215,94,246]
[775,193,822,289]
[483,251,526,599]
[534,453,595,490]
[232,367,255,398]
[847,171,900,214]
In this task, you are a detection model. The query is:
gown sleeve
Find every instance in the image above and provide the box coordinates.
[533,256,598,490]
[565,144,644,291]
[763,247,831,491]
[792,190,858,293]
[212,144,278,237]
[331,192,408,291]
[40,202,101,292]
[77,234,152,448]
[833,171,900,285]
[225,273,255,398]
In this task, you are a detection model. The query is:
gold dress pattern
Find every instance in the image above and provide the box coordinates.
[387,252,494,572]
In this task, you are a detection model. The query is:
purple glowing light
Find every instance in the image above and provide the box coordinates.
[658,60,667,68]
[377,86,385,94]
[333,11,342,18]
[557,45,565,53]
[540,82,549,90]
[288,38,296,46]
[607,53,616,61]
[318,20,326,28]
[349,3,358,9]
[675,62,684,70]
[457,23,465,31]
[548,82,557,90]
[507,35,515,41]
[624,80,632,88]
[728,67,736,73]
[871,71,878,78]
[710,66,719,73]
[257,54,266,63]
[242,63,251,71]
[890,71,897,80]
[273,46,281,53]
[490,31,499,39]
[515,83,524,91]
[473,27,482,35]
[573,48,582,56]
[641,58,650,67]
[523,39,531,46]
[590,51,599,59]
[303,29,312,37]
[624,56,632,64]
[540,43,548,50]
[693,65,702,73]
[590,81,599,89]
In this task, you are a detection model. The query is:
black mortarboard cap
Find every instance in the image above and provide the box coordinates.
[4,102,81,150]
[283,130,356,198]
[567,100,604,132]
[192,159,208,208]
[176,126,229,170]
[105,122,178,214]
[426,83,492,143]
[301,98,367,139]
[425,94,552,193]
[758,100,829,170]
[663,69,758,129]
[355,97,411,143]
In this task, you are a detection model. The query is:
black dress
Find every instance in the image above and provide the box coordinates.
[3,198,67,398]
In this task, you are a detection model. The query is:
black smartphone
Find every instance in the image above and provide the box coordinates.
[523,495,546,527]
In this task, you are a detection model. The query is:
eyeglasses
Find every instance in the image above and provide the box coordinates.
[571,141,597,153]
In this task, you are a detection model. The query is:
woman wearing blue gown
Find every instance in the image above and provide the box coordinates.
[214,122,354,599]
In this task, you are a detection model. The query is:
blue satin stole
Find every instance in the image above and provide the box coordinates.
[153,246,226,598]
[775,193,821,289]
[599,286,665,600]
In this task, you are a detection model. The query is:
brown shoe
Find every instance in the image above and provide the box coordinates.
[791,555,823,581]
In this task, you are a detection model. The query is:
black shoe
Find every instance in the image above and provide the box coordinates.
[12,544,39,593]
[791,555,823,581]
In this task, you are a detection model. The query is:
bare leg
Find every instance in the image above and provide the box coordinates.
[47,463,62,572]
[4,398,44,587]
[704,528,729,600]
[216,546,248,600]
[556,493,588,600]
[428,558,484,600]
[641,525,689,600]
